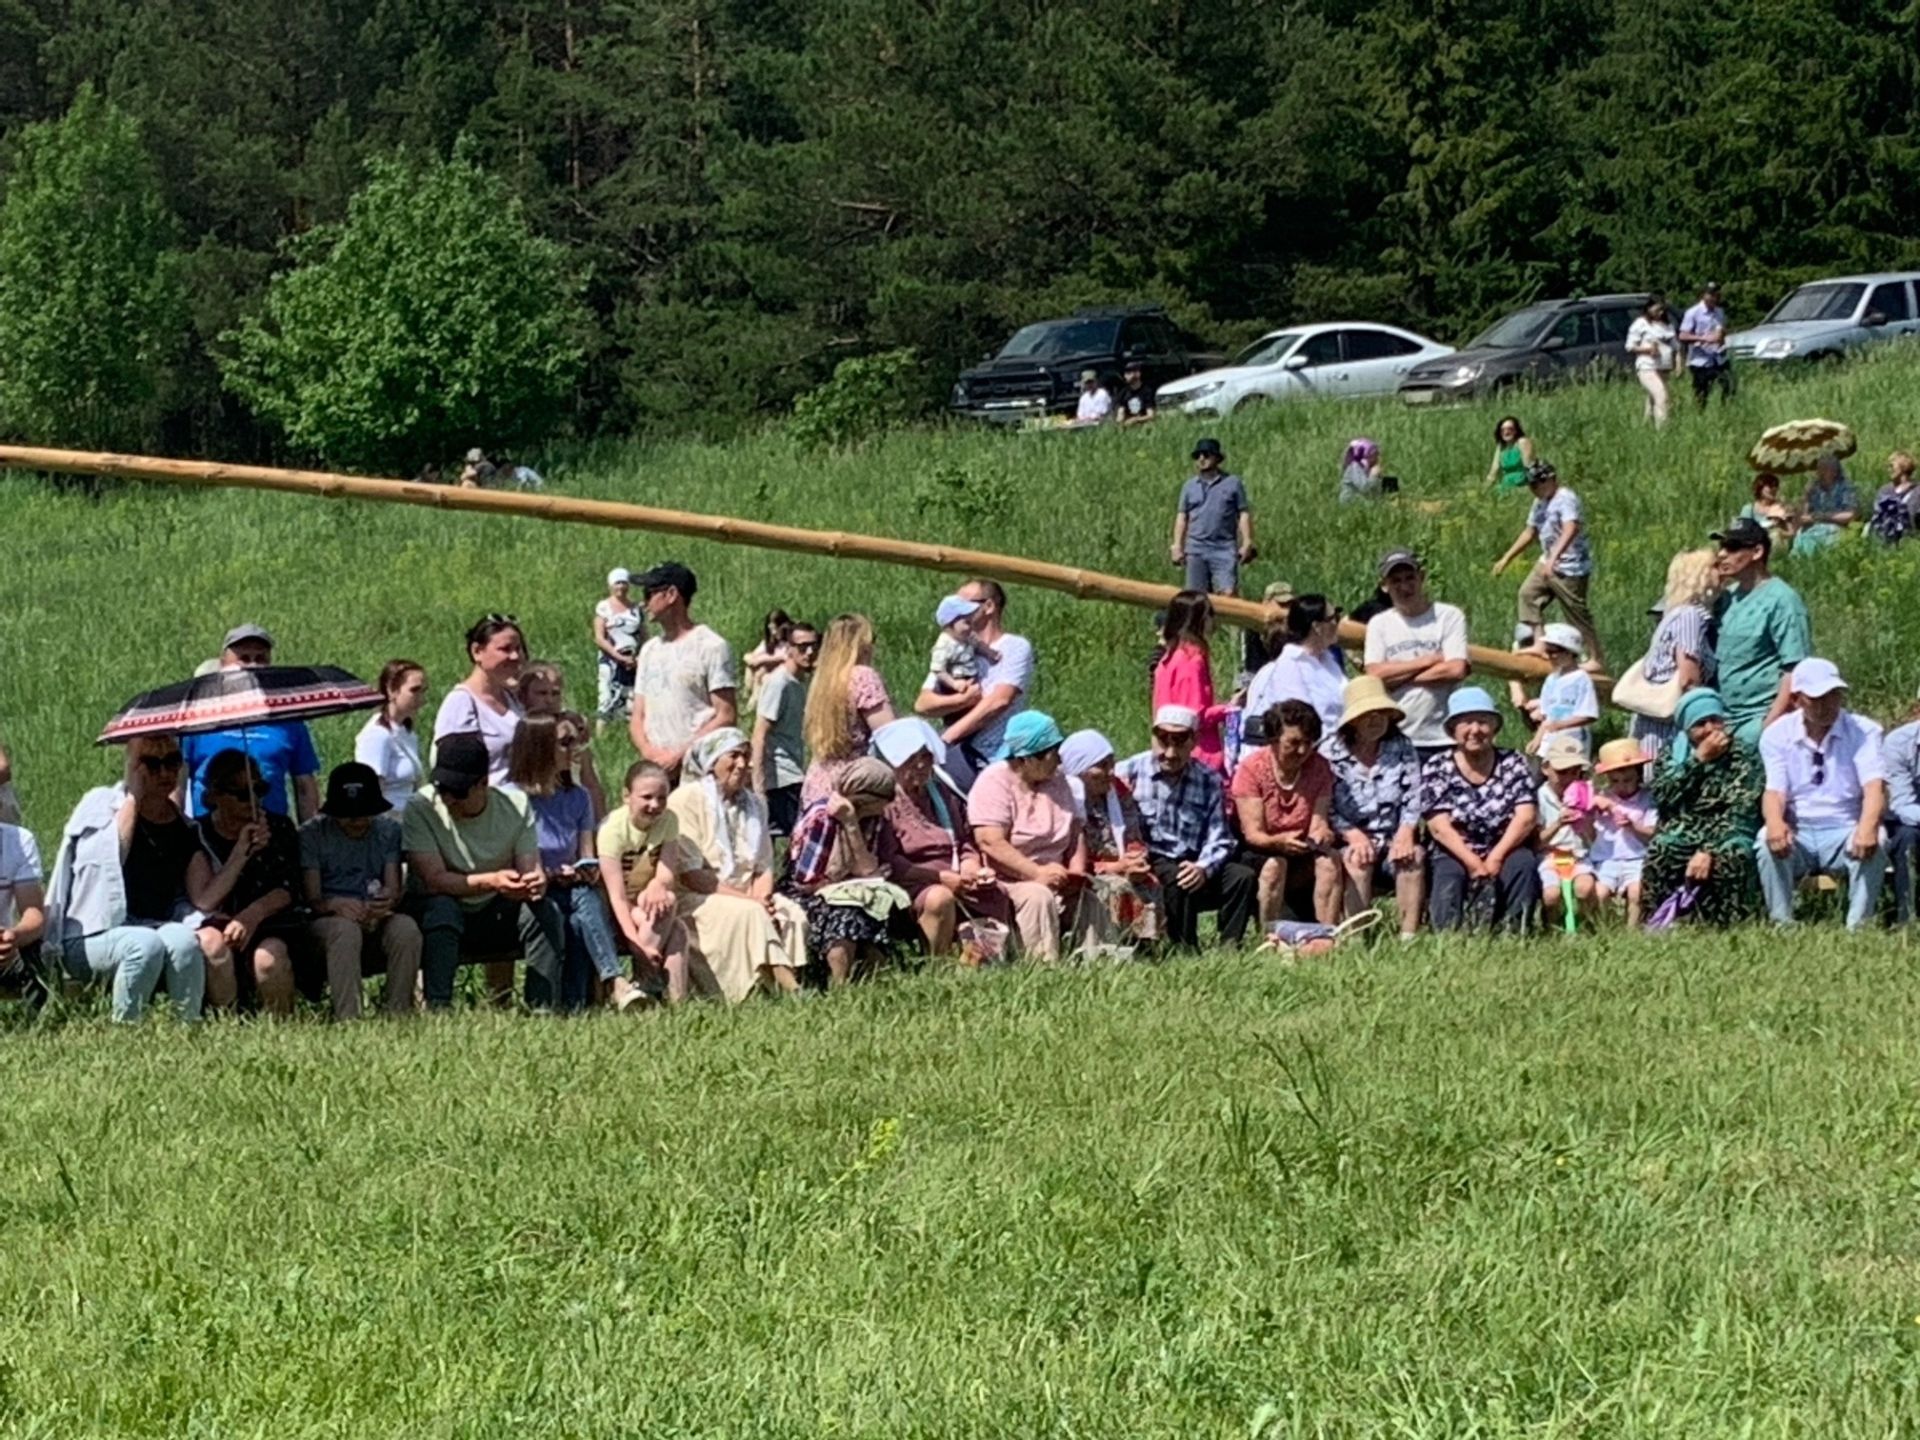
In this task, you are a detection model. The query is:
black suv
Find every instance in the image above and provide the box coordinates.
[949,307,1218,423]
[1398,293,1652,403]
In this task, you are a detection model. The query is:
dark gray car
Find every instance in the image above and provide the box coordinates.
[1398,294,1652,404]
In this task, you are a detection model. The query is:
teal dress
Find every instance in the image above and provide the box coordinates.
[1496,444,1528,489]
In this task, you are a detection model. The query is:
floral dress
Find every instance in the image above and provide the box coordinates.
[1641,747,1762,926]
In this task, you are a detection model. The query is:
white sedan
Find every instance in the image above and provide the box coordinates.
[1155,322,1454,415]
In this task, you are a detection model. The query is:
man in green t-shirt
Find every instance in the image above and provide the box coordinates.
[1709,516,1812,750]
[402,732,563,1009]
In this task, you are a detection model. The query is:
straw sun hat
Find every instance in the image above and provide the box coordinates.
[1337,675,1404,733]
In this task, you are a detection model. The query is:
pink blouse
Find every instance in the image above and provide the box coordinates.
[1151,643,1230,772]
[965,761,1080,872]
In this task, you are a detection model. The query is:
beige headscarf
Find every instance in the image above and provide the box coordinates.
[836,757,897,805]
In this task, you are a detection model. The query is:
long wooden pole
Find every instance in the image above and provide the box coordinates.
[0,443,1554,680]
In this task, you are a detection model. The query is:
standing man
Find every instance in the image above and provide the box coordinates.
[1363,549,1472,757]
[180,624,321,821]
[1074,370,1112,424]
[1709,517,1811,750]
[1491,461,1604,667]
[1756,659,1886,931]
[1114,705,1258,950]
[752,619,819,836]
[1170,438,1254,597]
[628,562,737,780]
[1678,280,1733,408]
[914,578,1035,785]
[1114,361,1156,427]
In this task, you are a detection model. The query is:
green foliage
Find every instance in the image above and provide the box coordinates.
[221,145,587,471]
[0,86,185,450]
[789,347,923,452]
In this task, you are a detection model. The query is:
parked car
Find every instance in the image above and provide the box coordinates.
[1398,294,1651,403]
[1727,273,1920,365]
[948,307,1219,424]
[1153,322,1453,416]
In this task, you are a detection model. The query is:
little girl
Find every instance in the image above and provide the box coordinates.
[1511,622,1599,759]
[740,608,792,708]
[595,760,692,1005]
[1536,737,1596,929]
[1588,739,1659,927]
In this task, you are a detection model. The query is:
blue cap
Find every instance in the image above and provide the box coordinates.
[994,711,1065,761]
[1443,686,1502,735]
[935,595,981,627]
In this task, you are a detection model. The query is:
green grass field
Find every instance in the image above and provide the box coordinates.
[5,353,1920,1433]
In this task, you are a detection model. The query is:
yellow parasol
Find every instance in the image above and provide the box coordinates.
[1747,418,1857,474]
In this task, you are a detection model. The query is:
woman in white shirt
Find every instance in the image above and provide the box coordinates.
[1245,595,1347,741]
[1626,295,1677,428]
[432,614,527,786]
[355,659,429,811]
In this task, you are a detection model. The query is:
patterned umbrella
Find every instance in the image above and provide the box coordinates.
[1747,418,1858,474]
[99,665,381,745]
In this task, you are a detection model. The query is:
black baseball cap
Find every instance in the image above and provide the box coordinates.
[1191,437,1224,459]
[431,733,490,798]
[1710,516,1771,555]
[636,561,697,600]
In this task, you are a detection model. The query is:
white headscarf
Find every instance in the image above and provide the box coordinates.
[1059,728,1127,849]
[688,727,763,883]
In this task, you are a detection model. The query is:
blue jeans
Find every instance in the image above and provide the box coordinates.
[71,922,205,1022]
[554,883,622,1010]
[1756,824,1886,930]
[1888,821,1920,924]
[1184,545,1239,596]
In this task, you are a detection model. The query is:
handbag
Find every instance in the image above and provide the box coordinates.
[1610,655,1685,720]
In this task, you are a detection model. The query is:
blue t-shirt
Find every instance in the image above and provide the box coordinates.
[527,784,594,872]
[1540,669,1599,756]
[182,722,321,817]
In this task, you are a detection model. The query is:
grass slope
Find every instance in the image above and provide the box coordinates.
[6,353,1920,1433]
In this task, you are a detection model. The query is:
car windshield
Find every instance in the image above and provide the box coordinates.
[1764,282,1865,324]
[1465,304,1558,350]
[995,318,1120,360]
[1229,332,1303,367]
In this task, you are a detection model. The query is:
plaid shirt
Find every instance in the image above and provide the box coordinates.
[784,799,888,889]
[1114,752,1233,874]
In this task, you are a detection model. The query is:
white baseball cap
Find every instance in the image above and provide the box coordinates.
[1790,657,1847,697]
[607,567,633,587]
[1540,623,1585,656]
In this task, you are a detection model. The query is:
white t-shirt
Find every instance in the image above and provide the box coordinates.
[355,714,425,812]
[1363,603,1469,749]
[955,632,1035,759]
[594,598,645,659]
[1540,668,1599,756]
[1246,645,1346,740]
[1075,388,1112,423]
[1626,316,1675,371]
[0,821,43,926]
[432,687,524,786]
[635,624,738,751]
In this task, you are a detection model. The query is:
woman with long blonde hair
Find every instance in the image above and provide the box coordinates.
[801,613,896,804]
[1626,548,1722,761]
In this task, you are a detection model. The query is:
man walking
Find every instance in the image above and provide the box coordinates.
[1678,281,1733,407]
[1170,438,1254,597]
[1710,517,1811,750]
[1757,659,1886,930]
[1363,549,1471,757]
[1491,460,1603,667]
[628,562,737,779]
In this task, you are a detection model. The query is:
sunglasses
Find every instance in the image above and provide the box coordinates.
[1809,748,1826,787]
[482,612,518,627]
[221,782,271,800]
[792,641,822,653]
[138,752,185,772]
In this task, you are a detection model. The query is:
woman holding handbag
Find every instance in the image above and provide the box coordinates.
[1616,550,1720,762]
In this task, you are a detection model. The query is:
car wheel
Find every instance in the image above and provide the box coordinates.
[1231,394,1268,415]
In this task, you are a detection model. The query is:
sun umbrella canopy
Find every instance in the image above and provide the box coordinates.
[1748,418,1858,474]
[99,665,381,745]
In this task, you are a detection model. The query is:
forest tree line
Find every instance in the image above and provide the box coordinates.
[1,0,1917,465]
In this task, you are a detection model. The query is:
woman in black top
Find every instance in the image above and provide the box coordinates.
[187,749,306,1014]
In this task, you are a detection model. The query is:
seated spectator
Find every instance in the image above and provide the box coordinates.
[781,759,911,986]
[1757,659,1886,930]
[44,734,208,1022]
[181,625,322,820]
[507,714,623,1009]
[1060,729,1162,948]
[518,662,606,818]
[403,732,563,1010]
[803,613,896,803]
[871,718,1013,957]
[1589,739,1658,927]
[1885,689,1920,925]
[0,802,46,1006]
[1245,594,1346,741]
[667,729,808,999]
[1535,736,1596,929]
[1074,369,1112,424]
[458,448,496,487]
[187,749,306,1015]
[1114,361,1156,426]
[1338,437,1385,504]
[355,659,428,812]
[1643,689,1762,927]
[1114,706,1257,950]
[1793,454,1859,554]
[1869,451,1918,544]
[434,614,527,787]
[1324,677,1425,937]
[1422,687,1540,931]
[597,761,691,1006]
[966,712,1093,960]
[1739,472,1798,554]
[299,762,422,1019]
[1231,700,1341,926]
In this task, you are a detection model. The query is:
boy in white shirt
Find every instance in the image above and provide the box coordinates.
[1512,623,1598,759]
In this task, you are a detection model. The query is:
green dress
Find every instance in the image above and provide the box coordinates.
[1642,747,1763,926]
[1496,443,1528,489]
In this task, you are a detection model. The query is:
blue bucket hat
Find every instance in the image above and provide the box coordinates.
[1443,686,1502,736]
[995,711,1065,761]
